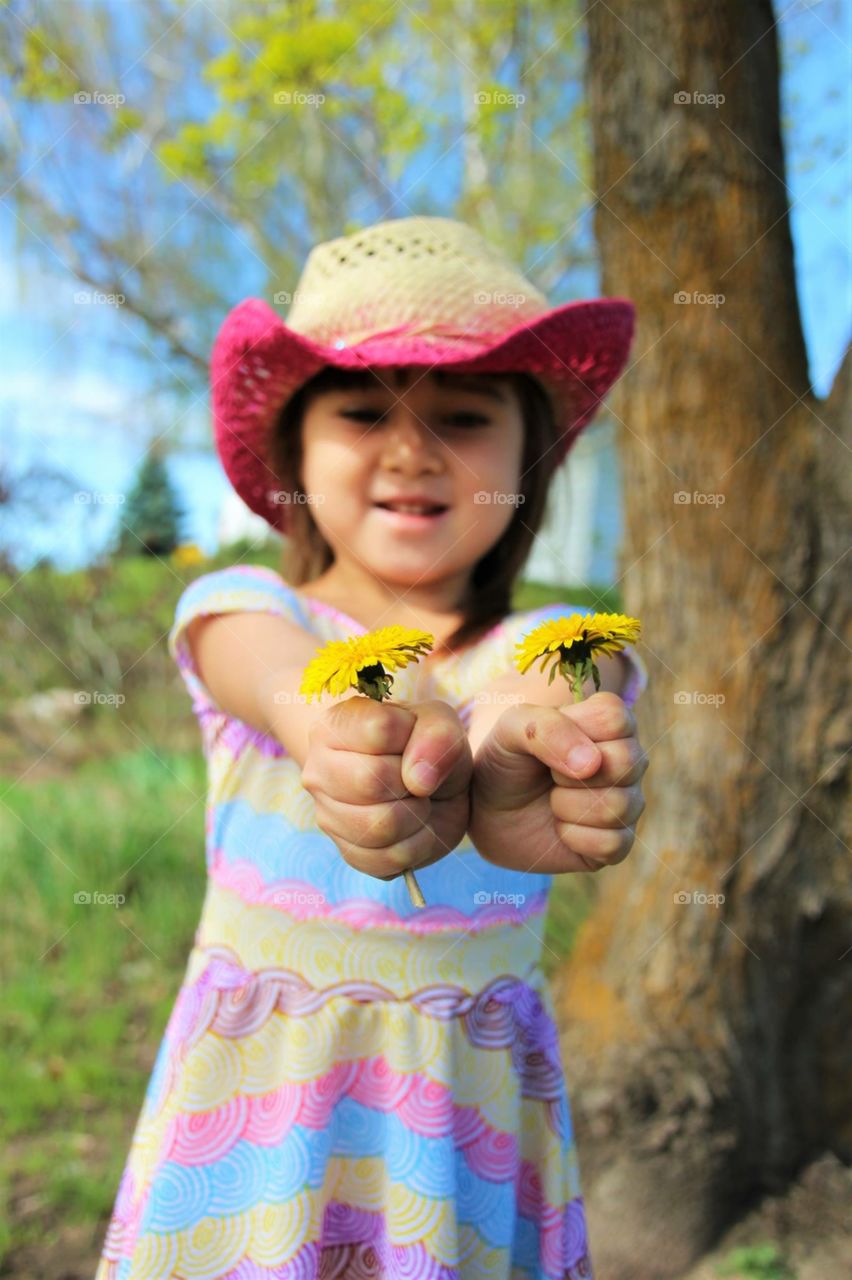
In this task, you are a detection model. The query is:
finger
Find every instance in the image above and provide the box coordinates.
[550,737,650,790]
[556,690,638,743]
[491,701,604,780]
[552,820,636,868]
[373,843,455,882]
[302,748,410,805]
[398,700,473,798]
[315,696,414,756]
[333,824,446,880]
[317,790,431,851]
[551,781,646,830]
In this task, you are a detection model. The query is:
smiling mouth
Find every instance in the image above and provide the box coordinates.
[373,502,449,514]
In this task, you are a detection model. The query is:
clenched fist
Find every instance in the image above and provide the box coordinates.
[469,691,649,875]
[300,697,473,882]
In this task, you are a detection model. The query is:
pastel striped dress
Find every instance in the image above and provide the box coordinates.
[94,564,647,1280]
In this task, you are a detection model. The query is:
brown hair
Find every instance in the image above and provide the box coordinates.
[266,365,563,656]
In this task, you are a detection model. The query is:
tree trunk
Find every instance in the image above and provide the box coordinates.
[557,3,852,1275]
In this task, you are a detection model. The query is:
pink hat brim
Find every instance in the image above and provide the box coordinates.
[210,295,636,533]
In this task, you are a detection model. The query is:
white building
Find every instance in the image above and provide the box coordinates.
[216,488,281,551]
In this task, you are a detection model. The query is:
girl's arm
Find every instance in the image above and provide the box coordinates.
[186,611,361,768]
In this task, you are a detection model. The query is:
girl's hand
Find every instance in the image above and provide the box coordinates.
[300,697,473,882]
[468,692,649,875]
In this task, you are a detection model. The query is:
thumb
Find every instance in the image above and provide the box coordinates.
[400,700,471,797]
[495,703,602,779]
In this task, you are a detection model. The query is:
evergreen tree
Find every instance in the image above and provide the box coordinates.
[116,444,186,557]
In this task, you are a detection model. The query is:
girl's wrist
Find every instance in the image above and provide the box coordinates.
[467,795,510,867]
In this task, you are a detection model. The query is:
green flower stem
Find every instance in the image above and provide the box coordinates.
[361,676,426,910]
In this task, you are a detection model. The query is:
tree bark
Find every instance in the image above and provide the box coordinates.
[556,3,852,1275]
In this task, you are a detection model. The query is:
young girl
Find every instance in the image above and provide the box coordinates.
[94,216,648,1280]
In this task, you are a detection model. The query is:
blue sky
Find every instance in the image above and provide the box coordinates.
[1,0,849,571]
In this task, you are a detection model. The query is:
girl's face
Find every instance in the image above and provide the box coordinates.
[299,366,524,601]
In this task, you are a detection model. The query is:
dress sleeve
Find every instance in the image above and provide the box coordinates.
[512,601,649,708]
[167,565,311,744]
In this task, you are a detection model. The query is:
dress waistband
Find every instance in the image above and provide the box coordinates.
[188,877,548,1000]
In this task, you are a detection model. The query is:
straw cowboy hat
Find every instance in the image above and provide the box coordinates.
[210,215,636,532]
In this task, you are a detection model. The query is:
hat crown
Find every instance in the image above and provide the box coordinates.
[285,216,549,353]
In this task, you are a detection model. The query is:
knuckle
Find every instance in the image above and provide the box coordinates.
[619,785,644,824]
[376,797,421,848]
[385,841,414,870]
[334,699,391,751]
[315,810,335,841]
[428,728,464,768]
[337,842,372,876]
[362,804,398,848]
[423,698,459,724]
[596,827,627,859]
[592,689,626,726]
[504,700,534,733]
[360,706,392,750]
[370,839,417,877]
[612,743,642,785]
[376,757,404,800]
[375,866,404,882]
[604,790,633,826]
[352,754,389,801]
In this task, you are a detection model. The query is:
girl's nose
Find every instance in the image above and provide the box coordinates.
[380,408,440,457]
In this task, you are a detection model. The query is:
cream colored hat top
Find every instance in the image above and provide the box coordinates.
[285,215,551,352]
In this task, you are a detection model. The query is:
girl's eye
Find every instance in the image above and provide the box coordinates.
[340,409,386,422]
[446,414,489,427]
[339,409,490,427]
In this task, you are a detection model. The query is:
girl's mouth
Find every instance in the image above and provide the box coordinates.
[372,502,450,528]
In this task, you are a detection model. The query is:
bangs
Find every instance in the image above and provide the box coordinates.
[301,364,520,402]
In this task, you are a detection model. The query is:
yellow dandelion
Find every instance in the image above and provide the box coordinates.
[171,542,206,567]
[514,611,642,703]
[300,625,436,909]
[300,626,435,702]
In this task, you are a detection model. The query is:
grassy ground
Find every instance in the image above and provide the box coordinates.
[0,748,208,1270]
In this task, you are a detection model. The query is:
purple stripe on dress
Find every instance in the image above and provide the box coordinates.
[220,715,288,760]
[162,959,570,1110]
[565,1196,593,1273]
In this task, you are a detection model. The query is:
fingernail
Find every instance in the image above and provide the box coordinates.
[567,746,597,772]
[411,761,438,790]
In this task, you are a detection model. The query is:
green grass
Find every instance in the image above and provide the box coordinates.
[717,1243,798,1279]
[541,874,598,979]
[0,747,208,1246]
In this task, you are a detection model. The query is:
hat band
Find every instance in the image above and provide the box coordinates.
[319,317,528,351]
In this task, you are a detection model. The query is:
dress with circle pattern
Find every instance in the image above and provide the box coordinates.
[94,565,647,1280]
